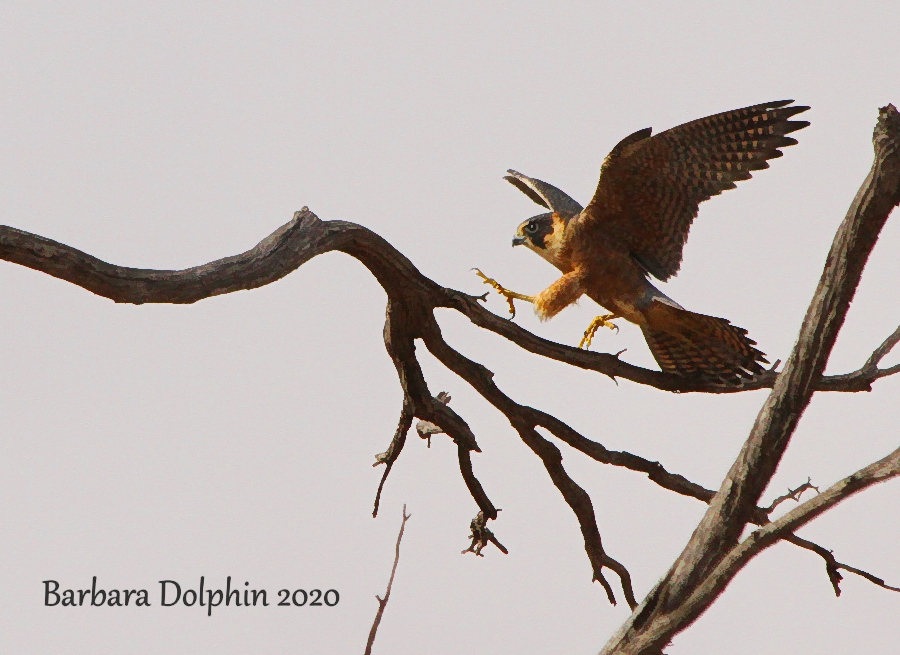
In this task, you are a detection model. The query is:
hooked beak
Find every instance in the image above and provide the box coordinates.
[512,236,526,247]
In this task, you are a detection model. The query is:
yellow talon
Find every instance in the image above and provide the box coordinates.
[473,268,534,319]
[579,314,620,349]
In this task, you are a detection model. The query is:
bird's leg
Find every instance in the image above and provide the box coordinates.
[473,268,534,319]
[579,314,620,349]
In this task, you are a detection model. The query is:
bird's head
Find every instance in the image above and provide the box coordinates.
[504,170,580,270]
[513,212,567,266]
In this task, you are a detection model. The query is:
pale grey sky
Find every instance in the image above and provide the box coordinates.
[1,3,899,653]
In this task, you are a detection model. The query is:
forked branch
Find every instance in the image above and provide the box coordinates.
[650,445,900,640]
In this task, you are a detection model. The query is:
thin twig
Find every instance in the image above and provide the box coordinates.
[864,324,900,371]
[786,534,900,596]
[365,505,411,655]
[762,478,820,514]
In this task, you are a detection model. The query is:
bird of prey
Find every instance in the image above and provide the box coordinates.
[476,100,809,384]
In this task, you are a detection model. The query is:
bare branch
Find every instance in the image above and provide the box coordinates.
[0,209,336,303]
[825,324,900,388]
[382,295,498,528]
[372,399,414,517]
[9,202,879,607]
[761,478,819,514]
[519,422,636,609]
[594,449,900,654]
[449,291,900,393]
[416,321,891,606]
[365,505,411,655]
[601,103,900,655]
[747,446,900,546]
[530,408,897,597]
[653,445,900,638]
[786,534,900,596]
[541,401,898,597]
[418,322,636,608]
[2,214,897,395]
[864,324,900,370]
[532,410,717,503]
[456,444,500,521]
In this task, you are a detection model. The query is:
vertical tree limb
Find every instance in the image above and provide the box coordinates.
[365,505,411,655]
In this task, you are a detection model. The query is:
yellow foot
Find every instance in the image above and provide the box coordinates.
[472,268,534,319]
[579,314,620,349]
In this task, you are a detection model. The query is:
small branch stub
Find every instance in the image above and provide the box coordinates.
[415,392,452,447]
[462,511,508,556]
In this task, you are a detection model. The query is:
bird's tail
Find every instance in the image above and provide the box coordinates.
[641,302,767,384]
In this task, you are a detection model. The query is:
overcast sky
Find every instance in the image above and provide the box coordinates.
[1,3,899,654]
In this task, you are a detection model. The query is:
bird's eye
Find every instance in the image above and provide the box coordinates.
[525,222,537,233]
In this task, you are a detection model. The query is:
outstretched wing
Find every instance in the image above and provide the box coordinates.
[504,169,584,219]
[579,100,809,280]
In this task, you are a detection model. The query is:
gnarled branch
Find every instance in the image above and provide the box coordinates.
[1,214,897,395]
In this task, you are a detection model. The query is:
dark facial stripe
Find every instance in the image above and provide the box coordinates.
[527,216,555,249]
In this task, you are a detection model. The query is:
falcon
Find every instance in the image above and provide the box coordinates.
[476,100,809,384]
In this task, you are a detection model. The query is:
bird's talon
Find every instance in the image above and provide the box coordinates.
[472,268,533,318]
[579,314,620,349]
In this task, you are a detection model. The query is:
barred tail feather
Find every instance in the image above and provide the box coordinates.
[641,303,767,384]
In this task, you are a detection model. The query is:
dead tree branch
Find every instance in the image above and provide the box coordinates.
[785,529,900,596]
[1,216,897,395]
[644,446,900,642]
[365,504,411,655]
[502,402,896,598]
[1,180,895,602]
[413,391,451,447]
[372,400,414,517]
[761,478,819,514]
[416,312,636,605]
